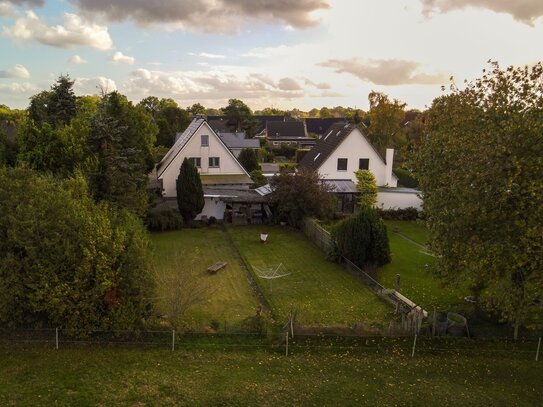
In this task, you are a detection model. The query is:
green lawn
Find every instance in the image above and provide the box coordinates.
[227,225,391,327]
[151,228,259,330]
[1,345,540,406]
[380,221,467,310]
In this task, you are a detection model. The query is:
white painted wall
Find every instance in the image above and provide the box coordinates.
[159,122,249,197]
[317,128,398,187]
[377,190,422,210]
[196,197,227,220]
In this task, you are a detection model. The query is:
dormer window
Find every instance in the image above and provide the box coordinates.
[201,135,209,146]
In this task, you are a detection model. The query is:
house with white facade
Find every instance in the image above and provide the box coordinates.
[298,123,421,211]
[155,118,259,220]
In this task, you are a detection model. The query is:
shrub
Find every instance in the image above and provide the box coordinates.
[332,206,391,268]
[377,207,420,221]
[146,208,183,231]
[394,168,419,188]
[208,216,217,225]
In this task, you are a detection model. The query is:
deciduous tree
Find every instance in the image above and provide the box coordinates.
[415,61,543,338]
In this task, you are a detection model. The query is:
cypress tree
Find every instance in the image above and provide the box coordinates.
[176,158,204,223]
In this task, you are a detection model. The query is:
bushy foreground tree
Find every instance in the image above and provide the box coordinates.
[331,206,391,268]
[269,169,336,227]
[0,168,153,331]
[176,158,204,223]
[416,62,543,338]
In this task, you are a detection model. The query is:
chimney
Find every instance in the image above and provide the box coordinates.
[385,148,394,186]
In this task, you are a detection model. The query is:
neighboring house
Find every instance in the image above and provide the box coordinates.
[305,118,347,137]
[217,132,260,158]
[155,118,255,220]
[265,121,316,149]
[298,123,422,211]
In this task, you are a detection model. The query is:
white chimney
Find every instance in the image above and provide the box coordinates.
[385,148,394,186]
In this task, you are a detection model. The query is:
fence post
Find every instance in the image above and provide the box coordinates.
[411,334,417,358]
[55,327,59,350]
[285,331,289,356]
[172,330,175,352]
[536,337,541,361]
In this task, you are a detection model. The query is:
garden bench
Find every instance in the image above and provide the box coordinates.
[207,261,227,274]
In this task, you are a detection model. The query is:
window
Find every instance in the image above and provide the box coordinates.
[209,157,220,168]
[337,158,348,171]
[189,157,201,168]
[359,158,369,170]
[201,135,209,146]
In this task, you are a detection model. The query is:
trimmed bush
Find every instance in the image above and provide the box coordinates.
[332,206,391,268]
[146,208,184,231]
[378,207,420,221]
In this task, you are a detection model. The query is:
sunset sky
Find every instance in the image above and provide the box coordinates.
[1,0,542,111]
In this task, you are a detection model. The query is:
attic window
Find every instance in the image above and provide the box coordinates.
[337,158,347,171]
[314,153,321,161]
[201,135,209,146]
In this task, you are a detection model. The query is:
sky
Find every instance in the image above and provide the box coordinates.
[1,0,542,111]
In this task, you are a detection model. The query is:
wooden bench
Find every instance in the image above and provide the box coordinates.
[207,261,227,274]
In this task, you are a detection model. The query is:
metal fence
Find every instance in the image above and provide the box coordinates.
[0,328,541,361]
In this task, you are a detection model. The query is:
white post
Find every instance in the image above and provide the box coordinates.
[536,337,541,361]
[55,327,59,350]
[285,331,289,356]
[411,334,417,358]
[172,330,175,352]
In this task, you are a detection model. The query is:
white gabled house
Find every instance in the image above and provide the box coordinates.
[298,123,421,211]
[155,118,254,220]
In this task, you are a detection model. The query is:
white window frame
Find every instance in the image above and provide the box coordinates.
[189,157,201,168]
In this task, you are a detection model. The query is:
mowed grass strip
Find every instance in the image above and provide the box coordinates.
[380,221,466,309]
[0,345,540,406]
[152,228,259,329]
[227,225,391,326]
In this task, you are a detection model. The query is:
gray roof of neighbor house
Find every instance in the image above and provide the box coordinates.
[157,118,205,177]
[266,121,307,139]
[305,118,347,136]
[298,122,389,172]
[219,132,260,149]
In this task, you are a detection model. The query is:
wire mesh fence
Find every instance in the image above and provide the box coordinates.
[0,328,541,361]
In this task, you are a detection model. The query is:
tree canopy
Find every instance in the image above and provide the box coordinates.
[0,168,153,331]
[415,61,543,337]
[269,168,336,227]
[221,99,260,137]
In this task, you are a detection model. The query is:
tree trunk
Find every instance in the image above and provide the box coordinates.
[513,321,519,341]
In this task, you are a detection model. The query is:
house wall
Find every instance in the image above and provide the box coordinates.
[318,128,398,187]
[377,190,422,210]
[159,122,249,197]
[196,196,227,220]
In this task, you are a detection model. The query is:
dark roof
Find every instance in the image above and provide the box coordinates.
[266,121,307,139]
[254,115,285,134]
[207,118,231,133]
[218,133,260,149]
[299,123,389,171]
[305,118,347,136]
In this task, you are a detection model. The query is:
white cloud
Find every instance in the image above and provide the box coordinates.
[0,63,30,79]
[68,54,87,64]
[0,2,14,17]
[3,11,113,50]
[421,0,543,25]
[0,81,37,93]
[71,0,330,33]
[320,58,449,86]
[199,52,225,59]
[110,51,135,65]
[123,68,305,104]
[73,76,117,95]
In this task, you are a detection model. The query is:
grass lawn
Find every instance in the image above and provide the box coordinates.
[380,221,467,310]
[227,225,391,327]
[1,345,540,406]
[151,228,259,330]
